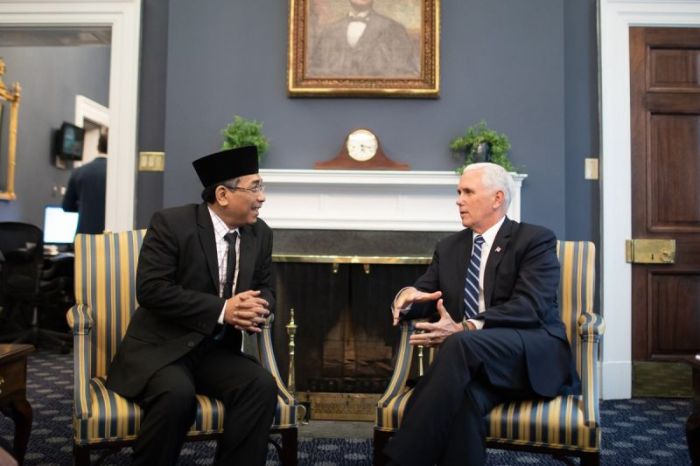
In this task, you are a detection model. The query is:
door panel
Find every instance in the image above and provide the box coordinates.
[649,116,700,228]
[651,273,700,353]
[630,27,700,361]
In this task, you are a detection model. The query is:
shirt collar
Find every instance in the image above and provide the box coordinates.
[474,215,506,247]
[207,207,239,238]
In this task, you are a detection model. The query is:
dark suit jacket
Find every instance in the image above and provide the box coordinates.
[62,157,106,234]
[406,218,579,397]
[106,203,275,398]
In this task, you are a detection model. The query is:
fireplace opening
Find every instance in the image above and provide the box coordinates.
[271,259,429,420]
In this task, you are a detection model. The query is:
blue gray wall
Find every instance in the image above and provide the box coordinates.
[564,0,599,241]
[159,0,598,240]
[135,0,169,228]
[0,46,110,227]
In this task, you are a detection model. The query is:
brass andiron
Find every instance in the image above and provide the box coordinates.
[286,308,297,395]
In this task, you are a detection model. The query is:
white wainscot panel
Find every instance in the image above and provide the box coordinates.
[259,169,526,231]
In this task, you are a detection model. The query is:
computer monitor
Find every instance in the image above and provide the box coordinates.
[43,206,79,248]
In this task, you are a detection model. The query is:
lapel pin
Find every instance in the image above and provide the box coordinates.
[495,246,502,253]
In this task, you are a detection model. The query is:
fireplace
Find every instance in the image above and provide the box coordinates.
[269,229,448,420]
[260,169,525,420]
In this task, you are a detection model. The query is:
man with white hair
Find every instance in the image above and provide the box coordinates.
[383,163,580,466]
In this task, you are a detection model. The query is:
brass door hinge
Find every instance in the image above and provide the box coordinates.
[625,239,676,264]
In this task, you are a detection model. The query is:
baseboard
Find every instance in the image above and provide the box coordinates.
[601,360,632,400]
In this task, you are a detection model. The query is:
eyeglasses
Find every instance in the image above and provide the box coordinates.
[222,182,265,194]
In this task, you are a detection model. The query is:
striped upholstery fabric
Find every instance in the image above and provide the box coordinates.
[67,230,299,452]
[374,241,605,460]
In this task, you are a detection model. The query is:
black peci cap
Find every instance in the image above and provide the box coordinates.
[192,146,259,187]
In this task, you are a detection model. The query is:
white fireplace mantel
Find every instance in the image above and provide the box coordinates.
[259,169,526,232]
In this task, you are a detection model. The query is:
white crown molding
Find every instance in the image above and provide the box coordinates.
[260,169,527,231]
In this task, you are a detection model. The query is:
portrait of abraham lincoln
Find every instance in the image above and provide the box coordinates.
[288,0,439,97]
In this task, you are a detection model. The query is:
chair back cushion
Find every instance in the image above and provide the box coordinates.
[556,240,595,378]
[74,230,146,378]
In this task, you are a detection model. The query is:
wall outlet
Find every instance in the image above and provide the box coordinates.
[585,158,599,180]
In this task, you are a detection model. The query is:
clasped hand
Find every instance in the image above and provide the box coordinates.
[392,288,463,347]
[224,290,269,333]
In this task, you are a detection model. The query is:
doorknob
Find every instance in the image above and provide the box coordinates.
[625,239,676,264]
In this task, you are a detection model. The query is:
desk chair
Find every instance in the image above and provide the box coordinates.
[68,230,300,465]
[374,241,605,465]
[0,222,71,351]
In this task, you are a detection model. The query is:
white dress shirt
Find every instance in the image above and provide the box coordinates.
[208,208,240,324]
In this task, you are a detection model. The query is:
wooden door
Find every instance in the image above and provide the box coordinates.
[630,27,700,361]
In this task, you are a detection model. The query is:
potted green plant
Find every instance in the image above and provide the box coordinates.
[449,120,514,172]
[220,115,270,161]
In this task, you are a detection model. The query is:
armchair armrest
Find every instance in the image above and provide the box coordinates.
[377,321,415,408]
[256,315,298,412]
[66,304,94,420]
[577,312,605,427]
[578,312,605,342]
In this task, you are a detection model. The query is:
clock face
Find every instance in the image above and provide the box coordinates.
[346,129,379,162]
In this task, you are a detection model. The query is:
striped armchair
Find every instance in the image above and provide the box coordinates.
[66,231,301,465]
[374,241,605,465]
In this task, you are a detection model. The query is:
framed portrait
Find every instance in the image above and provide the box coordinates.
[287,0,440,98]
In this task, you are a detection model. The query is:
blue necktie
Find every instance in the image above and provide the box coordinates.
[463,235,485,319]
[214,231,238,340]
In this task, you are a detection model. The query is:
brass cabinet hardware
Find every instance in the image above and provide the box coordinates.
[625,239,676,264]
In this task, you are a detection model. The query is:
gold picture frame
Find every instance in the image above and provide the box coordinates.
[287,0,440,98]
[0,59,21,201]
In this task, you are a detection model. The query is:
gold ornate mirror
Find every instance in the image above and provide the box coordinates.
[0,58,21,201]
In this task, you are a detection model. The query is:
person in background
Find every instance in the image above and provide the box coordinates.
[383,163,580,466]
[105,146,277,466]
[62,129,107,234]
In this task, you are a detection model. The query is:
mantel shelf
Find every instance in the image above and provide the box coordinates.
[259,169,527,232]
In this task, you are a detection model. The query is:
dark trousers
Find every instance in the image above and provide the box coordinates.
[132,337,278,466]
[383,328,538,466]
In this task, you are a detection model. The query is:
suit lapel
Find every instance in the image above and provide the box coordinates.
[483,217,514,306]
[196,204,220,292]
[236,225,256,293]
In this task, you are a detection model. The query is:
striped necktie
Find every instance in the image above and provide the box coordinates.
[463,235,485,319]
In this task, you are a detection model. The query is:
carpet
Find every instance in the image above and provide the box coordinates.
[0,350,693,465]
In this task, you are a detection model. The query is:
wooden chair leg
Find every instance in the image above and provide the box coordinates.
[373,430,393,466]
[278,428,298,466]
[73,444,90,466]
[580,451,600,466]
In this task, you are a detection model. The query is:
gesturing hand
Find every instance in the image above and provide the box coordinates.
[409,299,461,347]
[224,290,270,333]
[392,287,443,326]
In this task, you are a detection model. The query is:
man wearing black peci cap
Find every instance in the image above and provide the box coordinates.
[105,146,277,466]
